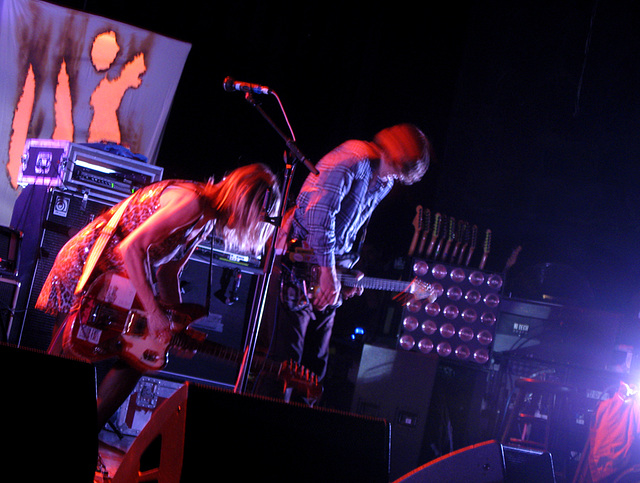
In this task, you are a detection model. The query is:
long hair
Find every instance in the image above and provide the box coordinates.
[204,163,281,254]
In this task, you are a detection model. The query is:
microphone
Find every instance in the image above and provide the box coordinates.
[223,76,271,95]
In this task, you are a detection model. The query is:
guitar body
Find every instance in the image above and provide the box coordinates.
[63,272,205,372]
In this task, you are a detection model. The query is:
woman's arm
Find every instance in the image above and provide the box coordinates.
[116,186,206,339]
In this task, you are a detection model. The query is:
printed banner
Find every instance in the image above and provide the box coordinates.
[0,0,190,221]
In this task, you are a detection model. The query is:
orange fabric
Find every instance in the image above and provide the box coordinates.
[589,385,640,482]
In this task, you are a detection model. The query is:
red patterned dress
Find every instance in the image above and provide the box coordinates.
[35,180,211,316]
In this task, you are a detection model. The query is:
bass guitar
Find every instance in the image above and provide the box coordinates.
[64,272,322,401]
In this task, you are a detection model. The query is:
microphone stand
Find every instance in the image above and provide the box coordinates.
[233,91,316,395]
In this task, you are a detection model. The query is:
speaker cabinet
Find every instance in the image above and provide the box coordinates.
[0,226,22,276]
[0,344,96,481]
[351,344,439,481]
[394,442,556,483]
[158,251,257,387]
[181,384,391,482]
[0,276,20,343]
[502,446,555,483]
[16,188,113,350]
[394,440,505,482]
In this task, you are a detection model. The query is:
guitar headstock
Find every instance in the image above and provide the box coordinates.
[479,229,492,270]
[279,360,323,402]
[504,245,522,272]
[455,219,465,243]
[412,205,423,232]
[432,213,442,238]
[400,278,438,304]
[483,229,492,254]
[447,216,456,242]
[469,224,478,249]
[422,208,431,235]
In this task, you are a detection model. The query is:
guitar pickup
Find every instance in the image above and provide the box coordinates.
[125,310,148,336]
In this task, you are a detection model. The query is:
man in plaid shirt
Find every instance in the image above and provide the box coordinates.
[261,124,432,403]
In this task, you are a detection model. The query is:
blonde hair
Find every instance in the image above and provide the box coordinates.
[204,163,280,254]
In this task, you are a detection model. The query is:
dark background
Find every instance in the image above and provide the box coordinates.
[49,0,640,320]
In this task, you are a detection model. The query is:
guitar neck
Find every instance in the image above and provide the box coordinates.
[171,332,281,376]
[170,331,323,401]
[408,230,420,257]
[338,273,409,293]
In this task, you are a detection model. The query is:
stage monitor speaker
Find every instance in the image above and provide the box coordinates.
[158,253,257,388]
[502,446,555,483]
[351,344,439,481]
[393,442,556,483]
[181,384,391,482]
[394,440,505,482]
[0,343,96,481]
[17,188,113,351]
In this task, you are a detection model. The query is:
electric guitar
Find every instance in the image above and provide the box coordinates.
[450,220,466,263]
[408,205,423,257]
[463,224,478,267]
[503,245,522,274]
[433,214,448,260]
[282,251,438,310]
[425,212,442,258]
[479,228,491,270]
[417,208,431,255]
[456,221,470,265]
[440,216,456,262]
[64,272,323,401]
[316,266,437,303]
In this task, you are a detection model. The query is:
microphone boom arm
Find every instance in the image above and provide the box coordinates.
[241,92,318,175]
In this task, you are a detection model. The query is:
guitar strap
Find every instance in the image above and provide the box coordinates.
[74,197,132,295]
[205,234,214,312]
[353,216,370,265]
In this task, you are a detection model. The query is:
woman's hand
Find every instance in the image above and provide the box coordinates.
[147,308,173,344]
[145,307,173,345]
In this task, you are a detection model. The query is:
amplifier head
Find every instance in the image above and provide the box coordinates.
[18,139,70,187]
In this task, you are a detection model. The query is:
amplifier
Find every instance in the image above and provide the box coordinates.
[17,189,114,350]
[18,139,69,187]
[158,253,258,387]
[18,139,164,203]
[62,143,163,202]
[189,234,263,274]
[0,226,22,276]
[494,297,625,371]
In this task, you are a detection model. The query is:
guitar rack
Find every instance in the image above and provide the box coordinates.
[407,206,493,270]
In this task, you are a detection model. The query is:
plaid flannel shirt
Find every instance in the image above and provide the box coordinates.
[290,139,394,269]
